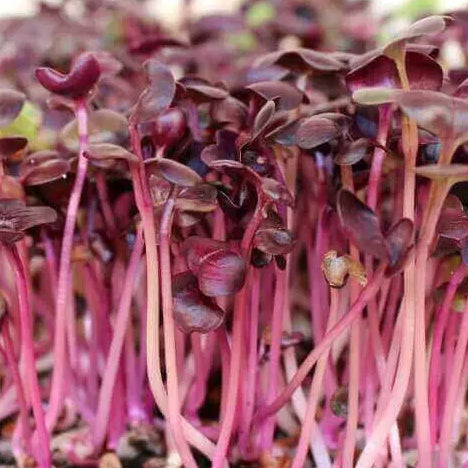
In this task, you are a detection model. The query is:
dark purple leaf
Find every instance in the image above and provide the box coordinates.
[211,97,248,126]
[85,143,138,163]
[255,48,345,73]
[296,116,341,149]
[198,249,247,297]
[136,60,176,120]
[152,108,187,147]
[176,184,218,212]
[253,227,296,255]
[335,138,370,165]
[35,52,101,99]
[172,271,225,334]
[247,81,304,111]
[252,100,276,141]
[179,77,229,102]
[21,159,70,186]
[337,190,388,260]
[0,199,57,244]
[129,36,187,55]
[261,178,295,206]
[0,137,28,158]
[385,218,414,275]
[182,236,228,274]
[146,158,202,187]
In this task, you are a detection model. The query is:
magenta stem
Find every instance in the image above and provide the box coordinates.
[255,265,385,422]
[238,267,261,455]
[7,245,51,468]
[93,227,143,449]
[429,264,467,442]
[439,291,468,465]
[212,201,264,468]
[46,99,89,431]
[159,187,197,467]
[2,320,33,455]
[292,288,339,468]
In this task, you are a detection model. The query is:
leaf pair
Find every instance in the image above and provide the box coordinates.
[337,190,414,275]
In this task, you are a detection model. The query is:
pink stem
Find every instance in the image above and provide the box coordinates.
[160,188,197,467]
[261,266,287,450]
[46,100,89,431]
[429,264,467,442]
[439,295,468,465]
[238,267,261,454]
[7,246,51,467]
[292,288,339,468]
[93,227,143,449]
[255,265,385,422]
[212,202,264,468]
[2,321,32,455]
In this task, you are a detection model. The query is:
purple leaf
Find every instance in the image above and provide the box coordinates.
[385,218,414,275]
[172,271,225,334]
[36,52,101,99]
[337,190,389,260]
[296,116,341,149]
[198,249,247,297]
[247,81,304,111]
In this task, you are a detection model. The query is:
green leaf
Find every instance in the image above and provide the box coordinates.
[246,1,275,27]
[0,101,41,143]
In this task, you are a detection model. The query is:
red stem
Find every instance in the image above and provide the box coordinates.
[7,245,51,468]
[46,99,89,431]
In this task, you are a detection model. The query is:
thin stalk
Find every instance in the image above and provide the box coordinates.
[93,227,143,449]
[7,245,51,468]
[429,263,467,441]
[128,123,223,463]
[341,165,362,466]
[291,288,339,468]
[439,296,468,466]
[254,265,385,422]
[238,267,261,454]
[159,187,197,468]
[212,200,264,468]
[46,100,89,431]
[2,321,32,455]
[261,266,287,450]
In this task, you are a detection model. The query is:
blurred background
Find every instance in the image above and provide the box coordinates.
[2,0,467,25]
